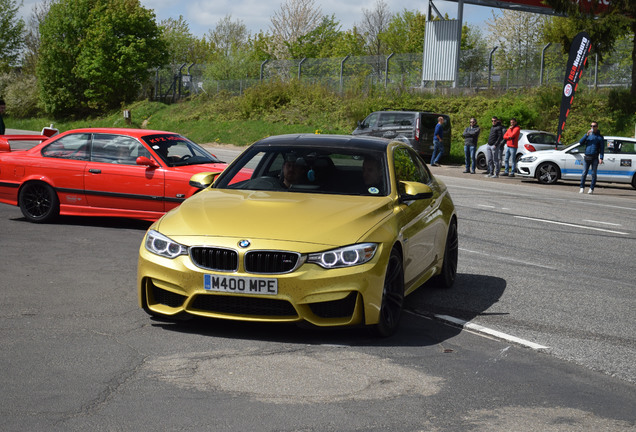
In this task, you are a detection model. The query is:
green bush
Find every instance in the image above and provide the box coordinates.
[3,74,41,118]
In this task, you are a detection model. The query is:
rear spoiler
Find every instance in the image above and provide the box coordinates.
[0,135,51,152]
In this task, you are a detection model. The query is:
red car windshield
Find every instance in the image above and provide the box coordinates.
[142,134,222,167]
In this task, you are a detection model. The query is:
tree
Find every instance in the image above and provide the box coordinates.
[21,0,52,75]
[543,0,635,96]
[160,16,210,67]
[459,24,488,77]
[359,0,392,56]
[0,0,25,72]
[205,15,254,81]
[380,9,426,54]
[287,15,343,59]
[37,0,167,116]
[269,0,322,59]
[486,10,549,84]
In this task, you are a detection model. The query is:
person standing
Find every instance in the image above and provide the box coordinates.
[485,116,505,178]
[579,121,605,194]
[0,99,6,135]
[430,116,445,167]
[462,118,480,173]
[502,118,521,177]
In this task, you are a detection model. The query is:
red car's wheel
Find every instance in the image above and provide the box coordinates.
[18,182,60,223]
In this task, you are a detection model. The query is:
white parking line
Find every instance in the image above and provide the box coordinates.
[514,216,629,235]
[460,248,558,270]
[583,219,622,227]
[405,310,550,350]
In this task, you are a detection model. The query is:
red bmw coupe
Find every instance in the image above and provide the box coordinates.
[0,128,244,223]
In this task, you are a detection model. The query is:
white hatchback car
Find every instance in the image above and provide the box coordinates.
[516,136,636,189]
[475,130,561,171]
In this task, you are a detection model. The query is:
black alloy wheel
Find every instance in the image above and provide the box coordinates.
[476,153,487,170]
[18,182,60,223]
[433,218,458,289]
[373,248,405,337]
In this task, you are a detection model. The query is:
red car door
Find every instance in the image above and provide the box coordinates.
[37,133,90,208]
[83,134,166,212]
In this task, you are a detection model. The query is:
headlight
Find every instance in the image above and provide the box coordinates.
[307,243,378,269]
[520,156,537,163]
[145,230,188,259]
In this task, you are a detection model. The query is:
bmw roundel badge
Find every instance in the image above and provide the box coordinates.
[238,240,251,248]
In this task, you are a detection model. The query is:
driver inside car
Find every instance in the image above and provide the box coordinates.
[282,154,308,188]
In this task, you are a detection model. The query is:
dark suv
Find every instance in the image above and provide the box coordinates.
[352,110,451,158]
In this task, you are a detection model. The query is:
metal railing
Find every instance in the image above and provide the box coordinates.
[152,40,632,100]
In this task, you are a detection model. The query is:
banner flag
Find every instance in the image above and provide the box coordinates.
[556,31,592,147]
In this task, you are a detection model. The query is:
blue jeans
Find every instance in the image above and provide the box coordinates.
[504,147,517,173]
[464,145,476,172]
[580,157,599,189]
[431,140,443,165]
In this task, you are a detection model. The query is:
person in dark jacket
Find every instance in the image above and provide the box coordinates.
[462,118,480,173]
[579,121,605,194]
[485,117,505,178]
[0,99,6,135]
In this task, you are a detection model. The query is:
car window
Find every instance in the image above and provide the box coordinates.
[607,139,636,155]
[393,147,431,192]
[363,113,379,128]
[527,133,557,145]
[379,112,414,127]
[90,134,145,164]
[215,147,388,196]
[619,141,635,154]
[142,134,221,167]
[41,133,90,160]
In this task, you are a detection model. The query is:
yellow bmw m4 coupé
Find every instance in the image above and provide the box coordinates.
[138,134,457,336]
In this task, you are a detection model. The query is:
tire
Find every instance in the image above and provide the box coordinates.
[536,162,560,185]
[432,218,458,289]
[631,174,636,190]
[476,153,487,171]
[372,248,404,337]
[18,182,60,223]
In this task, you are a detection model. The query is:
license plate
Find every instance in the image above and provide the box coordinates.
[204,274,278,295]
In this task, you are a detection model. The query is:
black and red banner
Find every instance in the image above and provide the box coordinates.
[556,31,592,146]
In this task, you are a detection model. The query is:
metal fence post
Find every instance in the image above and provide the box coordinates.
[488,46,498,88]
[385,53,394,89]
[340,55,350,94]
[540,43,551,86]
[260,59,269,83]
[298,58,306,80]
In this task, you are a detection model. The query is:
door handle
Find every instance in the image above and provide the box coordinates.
[89,168,101,174]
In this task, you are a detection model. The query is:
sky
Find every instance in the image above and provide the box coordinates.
[16,0,500,38]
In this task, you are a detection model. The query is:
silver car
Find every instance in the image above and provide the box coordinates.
[516,136,636,189]
[475,130,561,171]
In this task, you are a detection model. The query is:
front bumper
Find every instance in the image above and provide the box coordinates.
[137,241,389,328]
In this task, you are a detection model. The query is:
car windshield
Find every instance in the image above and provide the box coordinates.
[142,134,221,167]
[214,146,389,196]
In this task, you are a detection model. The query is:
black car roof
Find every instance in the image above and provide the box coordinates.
[253,134,392,151]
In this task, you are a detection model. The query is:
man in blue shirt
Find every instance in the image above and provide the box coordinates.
[430,116,445,167]
[579,121,604,194]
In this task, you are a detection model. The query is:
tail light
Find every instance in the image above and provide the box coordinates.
[415,117,421,142]
[524,144,536,152]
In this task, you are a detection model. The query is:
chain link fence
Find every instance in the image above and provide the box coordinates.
[152,40,632,101]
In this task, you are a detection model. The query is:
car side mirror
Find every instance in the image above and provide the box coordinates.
[136,156,159,167]
[399,181,434,202]
[358,121,367,129]
[189,172,221,190]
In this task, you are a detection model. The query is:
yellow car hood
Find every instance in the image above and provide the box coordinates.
[156,189,394,247]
